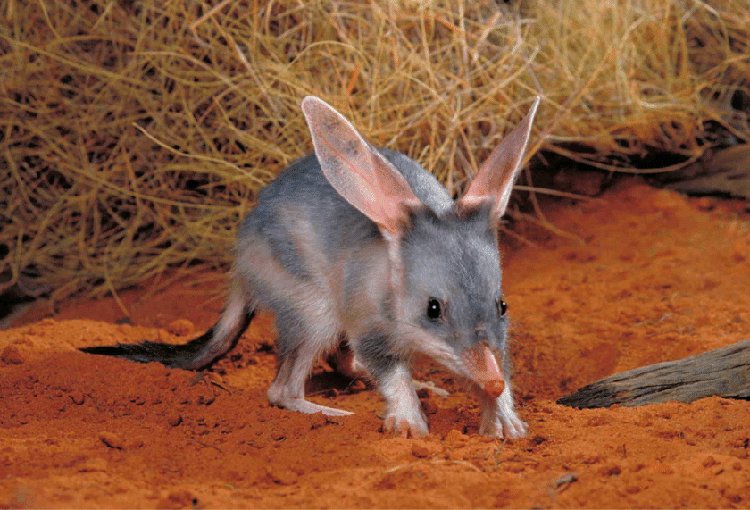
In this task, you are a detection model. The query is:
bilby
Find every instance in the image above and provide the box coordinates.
[82,96,540,438]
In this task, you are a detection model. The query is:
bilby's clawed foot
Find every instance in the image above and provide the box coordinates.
[377,364,428,438]
[478,386,527,439]
[479,410,527,439]
[382,412,428,438]
[267,377,352,416]
[503,412,528,438]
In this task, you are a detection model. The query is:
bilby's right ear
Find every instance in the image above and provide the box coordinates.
[301,96,420,235]
[458,97,540,218]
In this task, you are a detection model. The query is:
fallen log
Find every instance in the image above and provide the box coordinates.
[557,340,750,408]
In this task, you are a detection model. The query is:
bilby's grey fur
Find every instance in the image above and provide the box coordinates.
[81,96,540,438]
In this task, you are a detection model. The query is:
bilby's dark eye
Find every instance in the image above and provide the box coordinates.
[496,298,508,317]
[426,297,442,321]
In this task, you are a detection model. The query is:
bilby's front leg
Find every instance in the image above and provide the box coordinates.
[355,329,427,437]
[478,384,527,439]
[380,363,427,437]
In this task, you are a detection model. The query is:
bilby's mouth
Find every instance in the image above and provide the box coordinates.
[463,343,505,398]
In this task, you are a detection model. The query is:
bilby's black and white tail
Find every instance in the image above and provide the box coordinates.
[80,283,255,370]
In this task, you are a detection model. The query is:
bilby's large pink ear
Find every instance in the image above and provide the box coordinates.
[459,97,540,217]
[301,96,420,235]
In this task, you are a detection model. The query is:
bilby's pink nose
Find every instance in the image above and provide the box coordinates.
[463,343,505,398]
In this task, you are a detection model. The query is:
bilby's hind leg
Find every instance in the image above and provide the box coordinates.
[327,337,368,379]
[266,313,351,416]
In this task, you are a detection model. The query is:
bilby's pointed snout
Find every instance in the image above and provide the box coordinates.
[463,342,505,398]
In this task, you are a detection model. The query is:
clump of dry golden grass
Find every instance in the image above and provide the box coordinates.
[1,0,748,303]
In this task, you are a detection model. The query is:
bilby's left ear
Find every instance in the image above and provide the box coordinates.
[301,96,421,235]
[458,97,540,217]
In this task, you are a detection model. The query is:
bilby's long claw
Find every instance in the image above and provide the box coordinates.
[273,398,352,416]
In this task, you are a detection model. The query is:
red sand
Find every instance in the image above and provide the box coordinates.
[1,180,749,508]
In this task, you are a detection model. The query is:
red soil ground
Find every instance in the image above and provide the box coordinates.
[1,179,749,508]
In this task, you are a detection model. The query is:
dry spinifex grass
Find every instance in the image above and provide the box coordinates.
[1,0,748,303]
